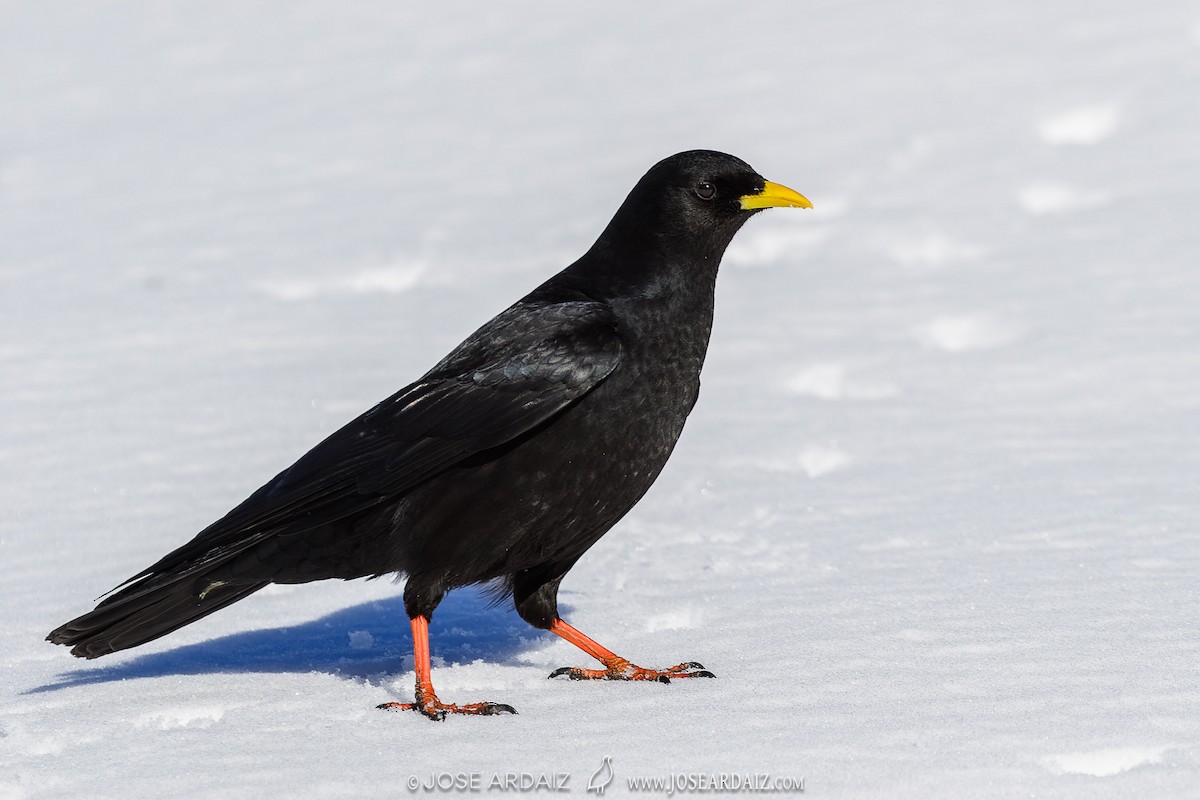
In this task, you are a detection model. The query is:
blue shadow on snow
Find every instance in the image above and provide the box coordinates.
[28,587,557,694]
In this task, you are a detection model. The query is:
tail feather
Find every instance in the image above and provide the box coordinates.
[48,576,268,659]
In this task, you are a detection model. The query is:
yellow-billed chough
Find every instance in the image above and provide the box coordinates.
[48,150,810,720]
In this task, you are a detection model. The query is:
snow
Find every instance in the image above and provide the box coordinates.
[3,1,1199,797]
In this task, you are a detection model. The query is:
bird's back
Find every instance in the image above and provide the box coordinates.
[341,266,721,592]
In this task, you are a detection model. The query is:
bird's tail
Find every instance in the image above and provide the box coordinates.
[47,571,268,659]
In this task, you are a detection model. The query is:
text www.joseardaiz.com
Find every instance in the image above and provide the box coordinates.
[627,772,804,795]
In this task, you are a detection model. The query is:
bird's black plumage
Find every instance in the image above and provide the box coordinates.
[48,150,810,716]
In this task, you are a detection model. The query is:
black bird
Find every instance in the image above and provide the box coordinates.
[48,150,810,720]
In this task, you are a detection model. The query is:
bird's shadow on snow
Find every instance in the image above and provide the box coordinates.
[28,587,559,695]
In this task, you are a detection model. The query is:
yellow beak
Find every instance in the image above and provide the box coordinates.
[740,180,813,210]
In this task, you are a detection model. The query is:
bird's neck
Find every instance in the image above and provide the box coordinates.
[563,220,731,304]
[557,243,721,374]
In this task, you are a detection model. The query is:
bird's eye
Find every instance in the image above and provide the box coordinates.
[694,182,717,201]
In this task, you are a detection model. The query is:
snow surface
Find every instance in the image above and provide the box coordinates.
[3,2,1199,798]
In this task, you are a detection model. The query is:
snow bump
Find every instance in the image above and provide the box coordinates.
[1038,104,1120,146]
[797,445,853,478]
[785,363,898,401]
[1041,746,1170,777]
[1018,182,1109,215]
[885,232,985,269]
[134,706,231,730]
[256,263,428,301]
[916,313,1021,352]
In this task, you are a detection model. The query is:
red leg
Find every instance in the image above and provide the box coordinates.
[547,618,715,682]
[377,616,516,720]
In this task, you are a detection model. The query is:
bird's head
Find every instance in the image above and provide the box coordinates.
[556,150,810,302]
[602,150,811,258]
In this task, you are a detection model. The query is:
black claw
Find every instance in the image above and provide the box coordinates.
[680,662,706,670]
[656,675,671,684]
[482,703,518,715]
[548,667,575,680]
[694,670,716,678]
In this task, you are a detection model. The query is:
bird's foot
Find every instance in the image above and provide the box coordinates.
[377,691,516,721]
[548,657,715,683]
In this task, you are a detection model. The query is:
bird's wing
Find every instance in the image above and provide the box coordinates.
[117,300,623,588]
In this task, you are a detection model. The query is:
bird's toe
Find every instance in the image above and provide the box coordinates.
[548,659,713,682]
[377,698,512,720]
